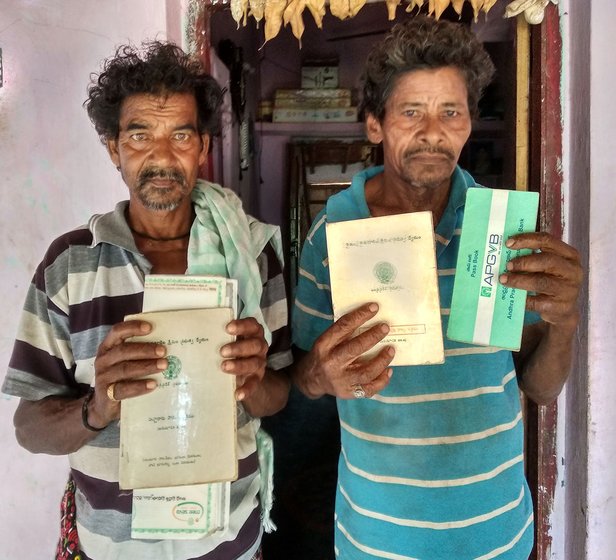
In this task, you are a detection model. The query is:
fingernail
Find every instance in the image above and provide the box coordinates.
[380,323,390,334]
[140,321,152,333]
[236,390,245,401]
[156,345,166,357]
[387,346,395,357]
[500,274,508,284]
[157,359,168,370]
[222,361,233,372]
[368,303,378,313]
[220,346,232,358]
[226,323,237,335]
[506,239,515,248]
[506,261,513,271]
[387,368,393,378]
[146,380,157,390]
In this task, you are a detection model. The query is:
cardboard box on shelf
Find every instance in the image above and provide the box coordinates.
[275,88,352,101]
[301,66,339,89]
[272,106,358,123]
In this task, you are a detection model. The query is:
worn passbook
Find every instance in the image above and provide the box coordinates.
[129,275,237,539]
[130,482,230,540]
[142,274,238,316]
[326,212,444,366]
[119,307,238,490]
[447,187,539,350]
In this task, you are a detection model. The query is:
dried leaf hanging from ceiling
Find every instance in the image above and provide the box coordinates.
[264,0,288,42]
[249,0,265,24]
[432,0,451,20]
[306,0,327,27]
[350,0,367,17]
[482,0,499,12]
[450,0,465,14]
[504,0,557,24]
[284,0,308,43]
[468,0,484,21]
[385,0,401,20]
[216,0,554,44]
[328,0,350,20]
[405,0,424,13]
[230,0,248,27]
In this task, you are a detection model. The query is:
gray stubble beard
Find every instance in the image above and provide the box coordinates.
[135,167,192,211]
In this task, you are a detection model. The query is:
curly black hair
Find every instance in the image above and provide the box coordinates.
[85,41,223,142]
[361,16,495,120]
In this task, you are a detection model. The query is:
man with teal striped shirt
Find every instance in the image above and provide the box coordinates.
[292,16,582,560]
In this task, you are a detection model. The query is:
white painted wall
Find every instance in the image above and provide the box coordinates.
[557,1,616,559]
[586,0,616,557]
[0,2,173,557]
[556,2,590,559]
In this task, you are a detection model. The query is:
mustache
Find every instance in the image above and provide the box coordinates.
[137,167,187,188]
[403,146,455,160]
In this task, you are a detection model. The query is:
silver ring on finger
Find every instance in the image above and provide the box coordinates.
[107,382,119,402]
[352,384,366,399]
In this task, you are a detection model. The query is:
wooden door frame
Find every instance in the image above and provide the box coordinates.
[526,4,564,559]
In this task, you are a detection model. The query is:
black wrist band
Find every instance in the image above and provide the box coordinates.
[82,387,105,432]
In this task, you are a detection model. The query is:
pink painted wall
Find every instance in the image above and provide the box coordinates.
[0,2,173,557]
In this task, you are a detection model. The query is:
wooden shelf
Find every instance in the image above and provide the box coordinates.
[256,121,365,137]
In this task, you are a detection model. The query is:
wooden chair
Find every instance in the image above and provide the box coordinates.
[288,139,379,298]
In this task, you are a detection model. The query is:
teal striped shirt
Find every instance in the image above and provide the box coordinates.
[293,166,535,560]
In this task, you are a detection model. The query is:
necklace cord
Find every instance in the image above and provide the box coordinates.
[129,225,191,242]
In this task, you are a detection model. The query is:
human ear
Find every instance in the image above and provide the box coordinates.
[365,113,383,144]
[199,134,211,166]
[106,138,120,168]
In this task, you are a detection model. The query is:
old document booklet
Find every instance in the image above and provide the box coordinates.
[128,276,237,539]
[326,212,444,366]
[119,307,237,491]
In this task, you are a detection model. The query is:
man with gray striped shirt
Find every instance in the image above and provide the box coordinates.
[3,42,291,560]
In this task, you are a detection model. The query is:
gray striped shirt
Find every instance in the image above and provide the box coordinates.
[3,200,292,560]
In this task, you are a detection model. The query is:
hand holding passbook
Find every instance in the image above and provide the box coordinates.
[299,302,395,399]
[220,316,269,402]
[88,319,164,429]
[499,232,582,329]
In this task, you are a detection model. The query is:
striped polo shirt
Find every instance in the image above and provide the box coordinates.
[3,198,292,560]
[293,166,535,560]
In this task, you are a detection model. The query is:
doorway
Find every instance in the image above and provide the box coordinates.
[192,3,564,558]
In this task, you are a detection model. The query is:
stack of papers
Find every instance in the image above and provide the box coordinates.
[123,275,238,540]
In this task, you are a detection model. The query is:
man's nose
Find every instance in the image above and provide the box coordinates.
[417,115,444,145]
[148,138,176,165]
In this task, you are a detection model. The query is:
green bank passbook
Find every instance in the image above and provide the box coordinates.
[447,187,539,351]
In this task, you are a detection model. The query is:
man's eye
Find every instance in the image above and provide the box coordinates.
[445,110,459,117]
[403,110,417,117]
[174,132,190,141]
[130,133,147,142]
